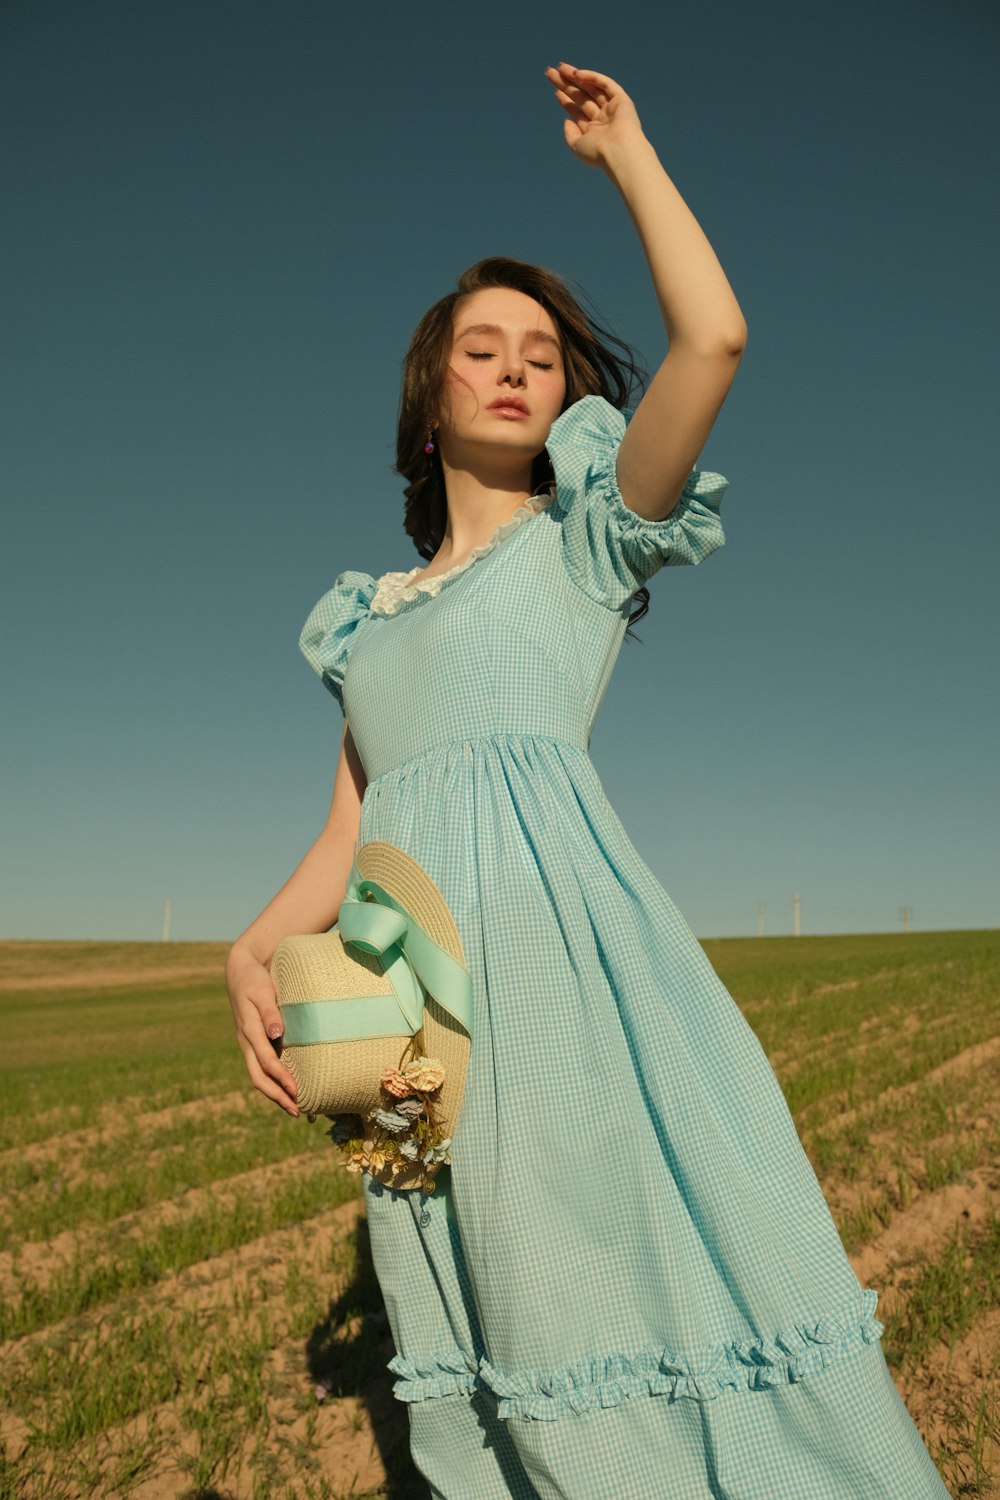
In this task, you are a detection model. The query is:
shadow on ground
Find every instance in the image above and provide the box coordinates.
[307,1214,431,1500]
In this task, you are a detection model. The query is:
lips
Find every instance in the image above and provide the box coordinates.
[488,397,529,416]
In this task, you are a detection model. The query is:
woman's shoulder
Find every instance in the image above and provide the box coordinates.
[299,571,378,706]
[302,570,378,627]
[546,394,632,456]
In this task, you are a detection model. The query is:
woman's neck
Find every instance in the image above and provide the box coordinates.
[434,459,537,561]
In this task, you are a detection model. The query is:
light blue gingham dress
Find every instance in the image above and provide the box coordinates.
[300,397,952,1500]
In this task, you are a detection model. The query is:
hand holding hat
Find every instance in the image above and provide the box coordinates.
[271,840,472,1192]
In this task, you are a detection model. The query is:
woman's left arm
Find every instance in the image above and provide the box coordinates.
[546,62,747,522]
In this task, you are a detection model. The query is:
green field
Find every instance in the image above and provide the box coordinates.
[0,931,997,1499]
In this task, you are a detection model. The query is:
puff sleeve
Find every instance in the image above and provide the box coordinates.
[545,395,730,612]
[299,570,377,713]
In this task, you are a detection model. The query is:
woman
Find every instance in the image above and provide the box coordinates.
[227,63,952,1500]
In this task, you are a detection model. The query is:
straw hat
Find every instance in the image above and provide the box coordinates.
[271,839,472,1192]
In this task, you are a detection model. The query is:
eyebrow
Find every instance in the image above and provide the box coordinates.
[455,322,562,351]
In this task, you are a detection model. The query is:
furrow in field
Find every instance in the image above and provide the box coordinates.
[125,1378,394,1500]
[0,964,226,993]
[0,939,230,989]
[888,1033,1000,1094]
[0,1149,360,1337]
[893,1304,1000,1500]
[850,1166,1000,1300]
[819,1071,999,1258]
[67,1310,404,1500]
[0,1092,254,1194]
[900,1303,1000,1408]
[0,1196,367,1419]
[767,1008,927,1084]
[799,1033,1000,1138]
[10,1326,403,1500]
[2,1197,410,1499]
[2,1085,251,1160]
[0,1088,251,1180]
[0,1101,321,1250]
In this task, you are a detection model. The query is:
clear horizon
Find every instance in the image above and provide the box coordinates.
[2,0,997,943]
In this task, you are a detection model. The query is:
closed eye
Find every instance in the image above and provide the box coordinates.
[466,352,555,370]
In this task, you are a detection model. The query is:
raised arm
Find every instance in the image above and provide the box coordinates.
[545,61,747,522]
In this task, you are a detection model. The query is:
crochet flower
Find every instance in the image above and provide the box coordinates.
[327,1115,358,1145]
[403,1056,446,1092]
[320,1059,452,1189]
[381,1067,415,1099]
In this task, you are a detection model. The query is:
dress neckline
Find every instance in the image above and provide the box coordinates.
[370,489,554,617]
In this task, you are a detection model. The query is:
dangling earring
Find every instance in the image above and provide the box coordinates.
[424,428,436,455]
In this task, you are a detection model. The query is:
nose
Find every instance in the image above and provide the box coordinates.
[498,349,526,388]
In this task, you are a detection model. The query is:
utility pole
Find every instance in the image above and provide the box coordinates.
[162,900,172,942]
[899,905,912,933]
[756,901,766,937]
[792,893,801,937]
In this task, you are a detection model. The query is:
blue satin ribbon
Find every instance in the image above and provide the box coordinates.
[281,841,473,1048]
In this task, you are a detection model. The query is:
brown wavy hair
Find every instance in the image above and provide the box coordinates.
[394,257,653,633]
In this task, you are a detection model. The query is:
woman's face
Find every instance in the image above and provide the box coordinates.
[435,287,567,470]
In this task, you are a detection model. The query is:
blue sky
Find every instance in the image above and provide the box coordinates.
[2,0,997,941]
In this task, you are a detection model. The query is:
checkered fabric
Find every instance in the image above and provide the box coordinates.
[299,397,952,1499]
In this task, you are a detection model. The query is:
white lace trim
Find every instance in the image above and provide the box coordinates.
[371,490,554,616]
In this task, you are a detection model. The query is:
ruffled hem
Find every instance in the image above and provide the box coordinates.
[371,491,554,616]
[388,1289,885,1421]
[387,1346,484,1402]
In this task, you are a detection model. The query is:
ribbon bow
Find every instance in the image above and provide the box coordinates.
[280,844,472,1048]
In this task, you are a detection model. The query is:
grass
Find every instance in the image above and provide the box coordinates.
[883,1211,1000,1370]
[1,1164,359,1340]
[0,932,997,1498]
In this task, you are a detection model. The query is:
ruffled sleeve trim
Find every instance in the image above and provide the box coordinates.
[545,394,730,609]
[299,570,377,712]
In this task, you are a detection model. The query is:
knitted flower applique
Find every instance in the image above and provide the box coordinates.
[324,1053,452,1193]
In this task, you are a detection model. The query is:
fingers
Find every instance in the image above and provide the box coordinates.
[545,62,625,145]
[227,950,300,1117]
[259,999,284,1043]
[237,985,300,1113]
[545,63,601,108]
[241,1017,300,1112]
[550,61,617,102]
[552,84,601,123]
[547,84,601,136]
[244,1009,298,1095]
[240,969,286,1050]
[242,1041,300,1117]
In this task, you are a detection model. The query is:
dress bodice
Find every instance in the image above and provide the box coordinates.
[299,396,729,785]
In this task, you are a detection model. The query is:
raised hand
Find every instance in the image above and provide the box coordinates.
[544,62,646,170]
